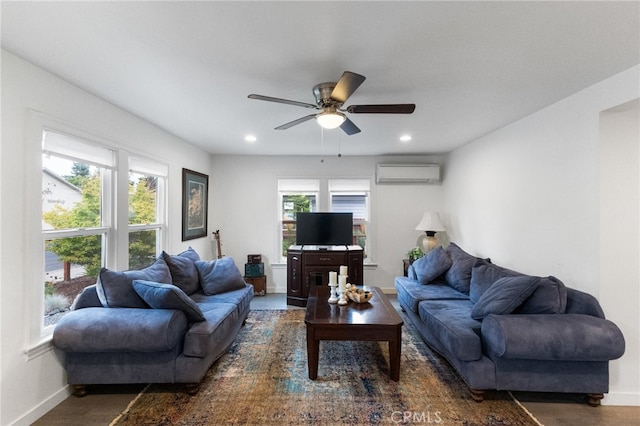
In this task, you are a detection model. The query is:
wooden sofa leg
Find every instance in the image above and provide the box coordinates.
[587,393,604,407]
[470,389,485,402]
[72,384,87,397]
[185,383,200,395]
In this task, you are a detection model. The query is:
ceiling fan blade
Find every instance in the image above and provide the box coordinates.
[330,71,366,104]
[275,114,317,130]
[248,94,318,109]
[340,117,361,135]
[346,104,416,114]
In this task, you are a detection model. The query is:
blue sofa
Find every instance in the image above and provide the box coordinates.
[52,249,253,396]
[395,243,625,406]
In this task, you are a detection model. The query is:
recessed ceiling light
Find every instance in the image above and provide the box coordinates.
[244,134,257,142]
[400,134,412,142]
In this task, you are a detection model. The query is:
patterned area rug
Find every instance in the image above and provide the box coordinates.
[112,310,540,425]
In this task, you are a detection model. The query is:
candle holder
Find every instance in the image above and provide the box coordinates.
[328,283,339,304]
[338,290,348,305]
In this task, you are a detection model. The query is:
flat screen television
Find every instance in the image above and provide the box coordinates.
[296,212,353,246]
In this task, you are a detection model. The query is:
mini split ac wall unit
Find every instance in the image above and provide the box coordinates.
[376,163,441,184]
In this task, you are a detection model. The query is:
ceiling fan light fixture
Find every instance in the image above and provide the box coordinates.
[316,111,346,129]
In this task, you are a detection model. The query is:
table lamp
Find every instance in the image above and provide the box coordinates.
[415,212,446,254]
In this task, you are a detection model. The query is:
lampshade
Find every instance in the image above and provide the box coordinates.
[316,111,346,129]
[415,212,446,232]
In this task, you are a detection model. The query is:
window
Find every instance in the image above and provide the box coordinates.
[128,156,167,270]
[278,178,371,261]
[39,128,168,336]
[42,130,115,329]
[329,179,370,257]
[278,179,319,258]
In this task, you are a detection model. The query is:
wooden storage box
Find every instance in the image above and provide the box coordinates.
[244,276,266,296]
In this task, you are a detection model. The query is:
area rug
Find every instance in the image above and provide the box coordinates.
[111,310,540,425]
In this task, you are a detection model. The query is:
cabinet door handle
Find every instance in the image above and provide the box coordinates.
[292,256,298,261]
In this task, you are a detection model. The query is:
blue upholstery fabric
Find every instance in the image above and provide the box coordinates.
[70,284,102,310]
[418,299,483,361]
[96,258,172,308]
[471,275,540,320]
[516,276,567,314]
[469,260,523,304]
[183,303,237,358]
[162,250,201,295]
[133,280,205,322]
[444,243,481,294]
[482,314,626,361]
[412,246,452,284]
[52,307,187,352]
[565,287,605,318]
[195,257,246,295]
[395,276,468,313]
[190,285,254,318]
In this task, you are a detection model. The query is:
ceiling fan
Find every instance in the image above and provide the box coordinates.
[248,71,415,135]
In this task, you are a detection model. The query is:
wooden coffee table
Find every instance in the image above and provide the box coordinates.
[304,285,404,381]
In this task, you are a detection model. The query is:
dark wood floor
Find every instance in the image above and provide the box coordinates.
[33,294,639,426]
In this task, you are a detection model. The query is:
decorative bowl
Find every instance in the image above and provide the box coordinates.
[347,289,373,304]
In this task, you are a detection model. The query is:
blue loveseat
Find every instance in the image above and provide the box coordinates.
[52,248,253,396]
[395,243,625,406]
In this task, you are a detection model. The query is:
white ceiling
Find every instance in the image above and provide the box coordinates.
[2,1,638,156]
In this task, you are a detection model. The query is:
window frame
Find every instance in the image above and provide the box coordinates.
[25,112,169,353]
[277,178,372,263]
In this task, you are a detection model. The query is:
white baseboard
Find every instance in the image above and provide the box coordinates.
[10,385,71,426]
[602,391,640,406]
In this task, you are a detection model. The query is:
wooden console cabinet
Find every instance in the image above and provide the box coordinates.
[287,245,363,307]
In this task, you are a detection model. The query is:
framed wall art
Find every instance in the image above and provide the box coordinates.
[182,168,208,241]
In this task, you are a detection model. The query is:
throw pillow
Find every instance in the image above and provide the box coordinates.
[470,275,540,320]
[444,242,481,294]
[132,280,205,322]
[469,259,523,303]
[516,275,567,314]
[177,246,201,263]
[96,257,173,308]
[195,257,247,295]
[412,246,452,284]
[162,250,200,295]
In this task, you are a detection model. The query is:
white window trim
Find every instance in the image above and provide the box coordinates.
[276,177,374,263]
[25,111,169,353]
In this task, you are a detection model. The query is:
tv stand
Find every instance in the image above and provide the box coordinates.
[286,245,363,307]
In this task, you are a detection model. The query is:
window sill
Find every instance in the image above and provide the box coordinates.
[24,335,54,361]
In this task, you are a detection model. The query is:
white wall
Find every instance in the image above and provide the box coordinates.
[444,66,640,405]
[209,155,445,293]
[599,99,640,405]
[1,51,213,425]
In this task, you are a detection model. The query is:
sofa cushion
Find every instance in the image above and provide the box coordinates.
[412,246,452,284]
[471,275,540,320]
[444,243,481,294]
[195,257,247,295]
[133,280,205,322]
[395,277,469,313]
[190,285,254,317]
[516,276,567,314]
[183,303,238,358]
[52,307,188,353]
[469,260,523,304]
[96,258,172,308]
[418,299,482,361]
[162,249,201,295]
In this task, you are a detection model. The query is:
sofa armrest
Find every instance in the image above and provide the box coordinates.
[52,307,188,353]
[481,313,625,361]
